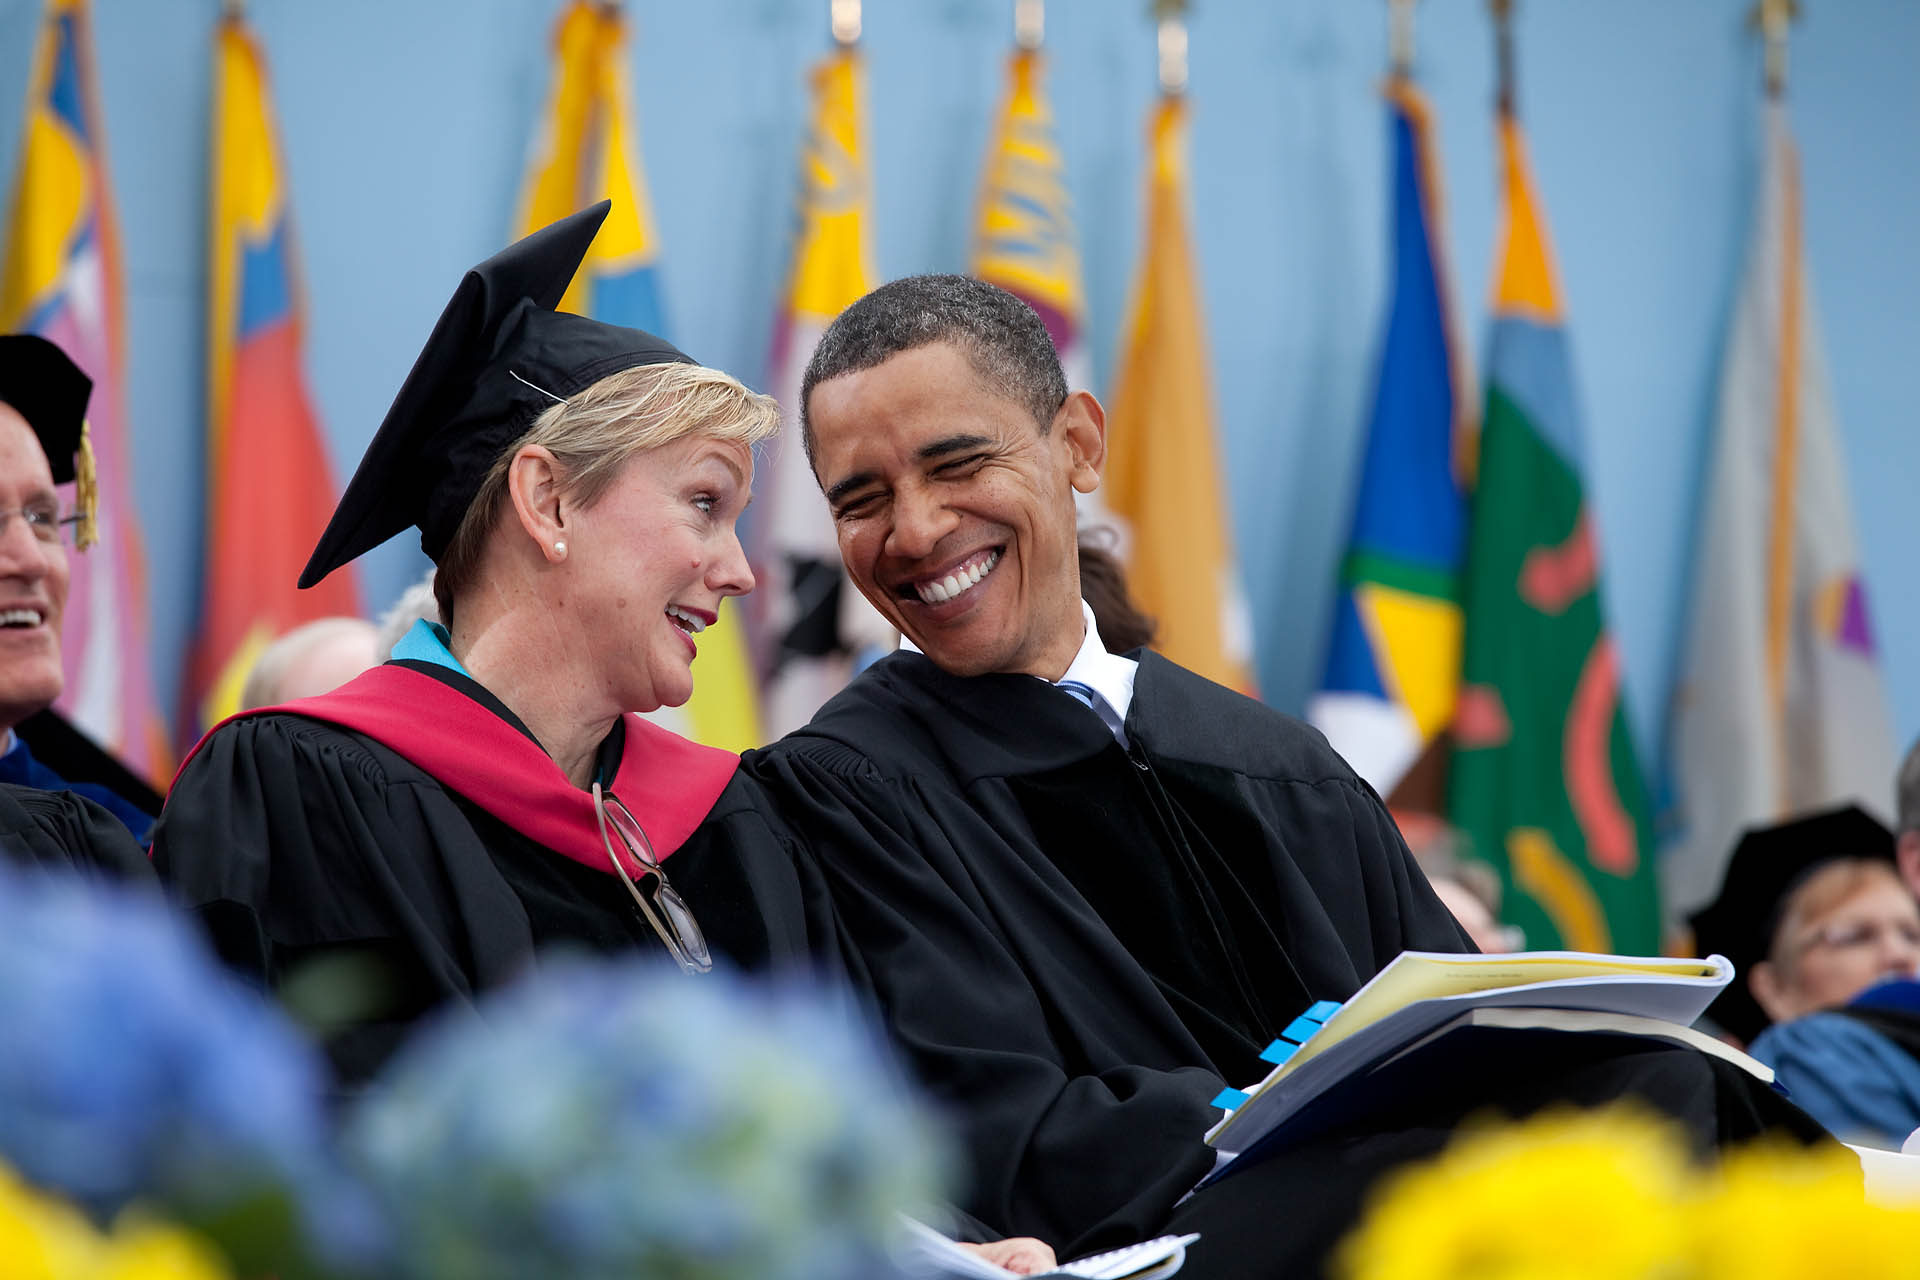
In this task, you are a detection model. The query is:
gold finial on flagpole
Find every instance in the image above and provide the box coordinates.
[1152,0,1189,96]
[1751,0,1800,100]
[1489,0,1516,118]
[1015,0,1044,51]
[830,0,861,46]
[1388,0,1418,78]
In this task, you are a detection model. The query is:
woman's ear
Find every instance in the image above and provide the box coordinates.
[506,445,569,563]
[1056,391,1107,495]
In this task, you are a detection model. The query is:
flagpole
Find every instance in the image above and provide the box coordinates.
[831,0,860,46]
[1489,0,1515,118]
[1388,0,1417,80]
[1015,0,1043,51]
[1152,0,1188,96]
[1753,0,1800,101]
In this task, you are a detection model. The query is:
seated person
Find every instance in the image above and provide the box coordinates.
[1692,805,1920,1147]
[0,335,158,850]
[0,782,150,880]
[155,204,827,1084]
[747,276,1825,1278]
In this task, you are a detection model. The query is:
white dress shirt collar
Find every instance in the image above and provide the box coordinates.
[897,599,1139,734]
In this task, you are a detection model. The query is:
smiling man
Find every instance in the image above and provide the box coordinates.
[0,336,158,858]
[745,276,1479,1270]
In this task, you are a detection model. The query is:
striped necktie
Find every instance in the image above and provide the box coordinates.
[1056,679,1128,748]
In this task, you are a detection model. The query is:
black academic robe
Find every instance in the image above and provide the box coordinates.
[0,782,155,882]
[747,651,1833,1277]
[154,661,828,1086]
[745,649,1474,1257]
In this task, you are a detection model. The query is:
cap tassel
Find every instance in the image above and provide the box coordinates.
[74,421,99,551]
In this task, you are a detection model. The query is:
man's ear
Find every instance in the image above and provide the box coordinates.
[1899,832,1920,899]
[1747,959,1793,1027]
[1055,391,1107,495]
[506,445,569,563]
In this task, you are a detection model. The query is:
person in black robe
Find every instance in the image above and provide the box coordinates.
[0,335,159,845]
[154,205,827,1085]
[749,274,1832,1277]
[0,782,153,882]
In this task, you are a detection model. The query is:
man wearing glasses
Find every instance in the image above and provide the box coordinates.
[0,334,158,847]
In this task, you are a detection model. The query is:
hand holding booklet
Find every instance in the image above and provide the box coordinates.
[897,1217,1199,1280]
[1202,949,1762,1185]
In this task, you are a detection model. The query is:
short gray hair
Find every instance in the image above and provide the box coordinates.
[798,275,1068,471]
[1899,736,1920,837]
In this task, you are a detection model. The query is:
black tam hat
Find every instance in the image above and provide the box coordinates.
[299,201,692,588]
[1688,803,1897,1044]
[0,334,99,548]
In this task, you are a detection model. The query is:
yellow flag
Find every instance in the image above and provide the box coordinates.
[754,46,889,739]
[514,2,761,751]
[1102,97,1256,693]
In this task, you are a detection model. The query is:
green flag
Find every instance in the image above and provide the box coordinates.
[1447,112,1659,955]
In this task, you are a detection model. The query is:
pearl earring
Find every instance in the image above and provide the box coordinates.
[552,539,567,558]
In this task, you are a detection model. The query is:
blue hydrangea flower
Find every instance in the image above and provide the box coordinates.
[0,864,332,1224]
[345,956,952,1280]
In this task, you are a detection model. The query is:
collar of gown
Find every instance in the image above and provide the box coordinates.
[895,599,1140,721]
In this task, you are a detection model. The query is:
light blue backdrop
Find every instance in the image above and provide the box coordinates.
[1,0,1916,779]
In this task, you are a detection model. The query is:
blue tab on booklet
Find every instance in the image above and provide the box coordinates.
[1260,999,1343,1065]
[1211,1087,1250,1111]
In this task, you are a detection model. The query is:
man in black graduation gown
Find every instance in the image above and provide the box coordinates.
[750,276,1829,1276]
[0,334,156,869]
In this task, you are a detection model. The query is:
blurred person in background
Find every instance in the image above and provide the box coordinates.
[373,568,441,660]
[236,616,382,710]
[1075,533,1155,656]
[1396,810,1520,954]
[1896,736,1920,901]
[1691,804,1920,1147]
[0,336,157,871]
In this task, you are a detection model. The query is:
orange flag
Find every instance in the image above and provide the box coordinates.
[1102,96,1256,693]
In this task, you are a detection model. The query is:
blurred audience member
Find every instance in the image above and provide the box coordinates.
[1690,804,1920,1145]
[1397,810,1521,953]
[237,616,381,710]
[0,335,158,852]
[375,568,441,661]
[1077,531,1156,655]
[1897,736,1920,900]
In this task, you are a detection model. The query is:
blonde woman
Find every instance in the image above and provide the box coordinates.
[156,206,819,1082]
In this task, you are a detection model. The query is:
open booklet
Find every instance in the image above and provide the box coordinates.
[897,1217,1199,1280]
[1202,949,1745,1172]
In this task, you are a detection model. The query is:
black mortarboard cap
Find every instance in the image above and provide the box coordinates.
[299,201,692,588]
[0,334,91,484]
[1689,803,1896,1043]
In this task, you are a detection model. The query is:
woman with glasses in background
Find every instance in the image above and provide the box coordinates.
[155,205,825,1085]
[1690,804,1920,1148]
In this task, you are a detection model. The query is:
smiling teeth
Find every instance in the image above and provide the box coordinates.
[916,550,1000,605]
[665,605,708,634]
[0,608,43,627]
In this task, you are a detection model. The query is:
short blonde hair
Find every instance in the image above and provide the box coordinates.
[435,361,779,624]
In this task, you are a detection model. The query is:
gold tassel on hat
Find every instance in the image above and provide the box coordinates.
[74,420,99,551]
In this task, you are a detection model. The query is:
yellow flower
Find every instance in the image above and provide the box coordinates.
[0,1162,106,1280]
[92,1214,232,1280]
[0,1160,229,1280]
[1693,1141,1920,1280]
[1334,1107,1695,1280]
